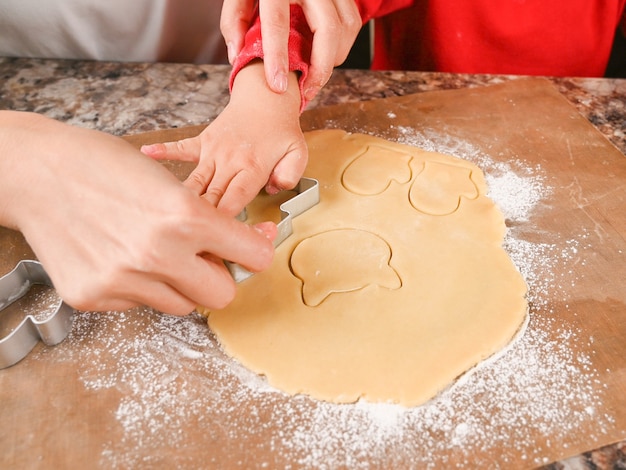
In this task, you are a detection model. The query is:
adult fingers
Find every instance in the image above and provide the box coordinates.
[103,223,274,315]
[113,268,229,316]
[220,0,257,64]
[327,0,362,61]
[259,0,291,93]
[125,279,199,316]
[134,218,276,314]
[163,221,273,314]
[58,269,196,315]
[162,255,238,313]
[301,0,362,101]
[197,211,276,273]
[170,218,275,311]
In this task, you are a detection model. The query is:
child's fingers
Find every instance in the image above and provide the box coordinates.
[140,138,202,163]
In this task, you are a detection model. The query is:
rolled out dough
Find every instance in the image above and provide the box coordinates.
[205,130,528,407]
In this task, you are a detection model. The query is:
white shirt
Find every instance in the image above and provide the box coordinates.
[0,0,228,63]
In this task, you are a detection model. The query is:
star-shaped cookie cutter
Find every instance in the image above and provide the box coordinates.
[226,177,320,283]
[0,260,74,369]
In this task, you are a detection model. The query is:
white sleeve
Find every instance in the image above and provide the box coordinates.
[0,0,166,61]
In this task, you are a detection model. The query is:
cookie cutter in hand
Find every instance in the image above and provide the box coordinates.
[226,177,320,283]
[0,260,74,369]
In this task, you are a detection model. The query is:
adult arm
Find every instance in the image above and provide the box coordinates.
[0,111,276,314]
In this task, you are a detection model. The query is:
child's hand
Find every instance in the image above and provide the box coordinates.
[142,61,307,217]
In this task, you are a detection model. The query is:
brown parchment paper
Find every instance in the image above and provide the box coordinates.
[1,78,625,468]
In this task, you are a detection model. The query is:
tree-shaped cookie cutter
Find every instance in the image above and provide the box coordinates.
[0,260,74,369]
[226,177,320,283]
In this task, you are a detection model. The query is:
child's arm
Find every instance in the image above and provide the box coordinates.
[221,0,361,100]
[221,0,414,100]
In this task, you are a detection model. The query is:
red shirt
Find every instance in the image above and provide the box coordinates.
[233,1,626,107]
[372,0,626,77]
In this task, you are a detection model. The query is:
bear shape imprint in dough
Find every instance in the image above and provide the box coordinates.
[290,229,401,307]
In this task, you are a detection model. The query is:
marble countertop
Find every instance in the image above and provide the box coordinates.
[0,57,625,469]
[1,58,624,155]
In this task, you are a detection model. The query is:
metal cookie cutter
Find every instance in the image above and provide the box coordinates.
[0,260,74,369]
[227,177,320,283]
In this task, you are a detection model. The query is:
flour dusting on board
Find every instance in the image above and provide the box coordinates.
[43,129,613,469]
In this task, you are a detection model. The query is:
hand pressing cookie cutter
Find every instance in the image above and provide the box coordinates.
[227,177,320,283]
[0,260,74,369]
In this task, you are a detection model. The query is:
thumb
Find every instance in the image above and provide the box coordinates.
[266,140,309,195]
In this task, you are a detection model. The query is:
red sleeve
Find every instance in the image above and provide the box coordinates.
[373,0,626,77]
[230,1,413,112]
[356,0,413,22]
[230,5,312,112]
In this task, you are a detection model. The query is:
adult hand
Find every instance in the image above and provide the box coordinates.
[221,0,362,100]
[0,111,276,315]
[142,61,307,218]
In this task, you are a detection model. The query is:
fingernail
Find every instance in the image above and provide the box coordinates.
[253,222,277,241]
[140,144,156,156]
[304,87,318,101]
[265,184,281,195]
[273,70,288,93]
[227,42,237,64]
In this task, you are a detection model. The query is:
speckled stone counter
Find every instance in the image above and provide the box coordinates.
[1,57,625,469]
[1,58,624,155]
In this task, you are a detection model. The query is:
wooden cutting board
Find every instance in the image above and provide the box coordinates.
[1,78,625,468]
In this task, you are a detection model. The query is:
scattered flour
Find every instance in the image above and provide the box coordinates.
[42,128,614,468]
[10,285,61,323]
